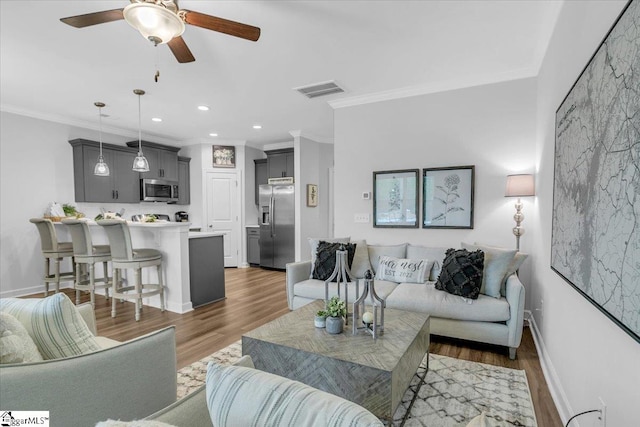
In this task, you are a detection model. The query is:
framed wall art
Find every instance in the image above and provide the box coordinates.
[551,0,639,343]
[422,165,474,229]
[307,184,318,207]
[373,169,419,228]
[212,145,235,168]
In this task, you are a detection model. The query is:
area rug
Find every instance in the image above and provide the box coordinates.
[177,342,537,427]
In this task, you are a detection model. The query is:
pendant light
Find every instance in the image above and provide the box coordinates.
[93,102,110,176]
[132,89,150,172]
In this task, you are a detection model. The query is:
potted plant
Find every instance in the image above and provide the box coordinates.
[325,296,346,334]
[314,310,328,328]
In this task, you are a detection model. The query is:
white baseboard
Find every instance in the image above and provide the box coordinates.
[0,283,74,298]
[528,313,574,425]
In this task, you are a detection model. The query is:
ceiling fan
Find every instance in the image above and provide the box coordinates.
[60,0,260,63]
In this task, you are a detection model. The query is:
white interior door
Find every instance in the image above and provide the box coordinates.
[206,171,239,267]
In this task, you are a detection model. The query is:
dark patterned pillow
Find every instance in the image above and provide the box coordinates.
[435,248,484,299]
[312,242,356,281]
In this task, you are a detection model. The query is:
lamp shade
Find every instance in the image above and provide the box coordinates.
[123,2,185,45]
[505,174,535,197]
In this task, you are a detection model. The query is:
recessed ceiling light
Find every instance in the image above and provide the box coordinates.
[198,105,210,111]
[253,124,262,129]
[151,117,162,122]
[209,133,218,137]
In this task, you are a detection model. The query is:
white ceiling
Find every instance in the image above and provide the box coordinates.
[0,0,562,148]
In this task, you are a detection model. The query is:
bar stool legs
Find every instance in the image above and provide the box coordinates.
[43,255,76,296]
[111,266,165,321]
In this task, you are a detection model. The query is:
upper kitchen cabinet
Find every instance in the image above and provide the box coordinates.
[70,139,140,203]
[267,149,294,179]
[126,141,180,181]
[254,158,267,204]
[177,156,191,205]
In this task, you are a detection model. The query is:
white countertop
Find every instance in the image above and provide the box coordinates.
[246,225,260,228]
[53,219,190,228]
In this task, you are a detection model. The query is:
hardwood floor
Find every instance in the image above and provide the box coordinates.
[54,267,562,426]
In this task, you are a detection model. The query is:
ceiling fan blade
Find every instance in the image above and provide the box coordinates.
[168,37,196,63]
[60,9,124,28]
[182,10,260,42]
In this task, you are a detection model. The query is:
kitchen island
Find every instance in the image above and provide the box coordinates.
[54,221,225,314]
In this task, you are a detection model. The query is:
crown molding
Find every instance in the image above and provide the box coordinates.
[328,67,538,109]
[289,129,333,144]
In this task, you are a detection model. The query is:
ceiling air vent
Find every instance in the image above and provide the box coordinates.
[294,80,344,99]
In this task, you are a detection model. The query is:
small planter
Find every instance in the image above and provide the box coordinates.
[314,315,326,328]
[325,316,344,334]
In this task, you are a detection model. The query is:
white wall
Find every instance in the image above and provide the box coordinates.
[294,135,334,261]
[532,1,640,425]
[333,78,537,299]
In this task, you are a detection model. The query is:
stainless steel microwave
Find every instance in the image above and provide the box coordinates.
[141,179,179,202]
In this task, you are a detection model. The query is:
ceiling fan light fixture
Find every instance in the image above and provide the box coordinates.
[123,2,185,45]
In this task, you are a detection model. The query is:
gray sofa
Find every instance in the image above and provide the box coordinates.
[0,303,177,427]
[286,242,525,359]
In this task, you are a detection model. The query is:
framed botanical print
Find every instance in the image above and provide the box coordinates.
[422,165,474,229]
[373,169,419,228]
[212,145,235,168]
[307,184,318,207]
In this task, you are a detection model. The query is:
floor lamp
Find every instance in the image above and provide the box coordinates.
[505,174,535,251]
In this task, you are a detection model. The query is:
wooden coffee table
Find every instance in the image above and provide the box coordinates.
[242,299,430,420]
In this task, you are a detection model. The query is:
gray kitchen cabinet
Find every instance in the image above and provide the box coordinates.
[126,141,179,181]
[247,227,260,265]
[254,158,267,204]
[189,234,225,307]
[177,156,191,205]
[70,139,140,203]
[267,149,294,179]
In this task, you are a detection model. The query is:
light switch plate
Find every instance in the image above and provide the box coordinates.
[354,213,370,223]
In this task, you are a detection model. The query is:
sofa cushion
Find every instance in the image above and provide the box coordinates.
[312,242,356,281]
[0,312,44,364]
[368,243,407,274]
[406,245,448,280]
[435,248,484,299]
[0,293,101,359]
[294,279,399,303]
[385,282,511,322]
[205,362,383,427]
[308,237,350,278]
[462,242,517,298]
[375,256,431,284]
[473,242,529,296]
[350,240,373,279]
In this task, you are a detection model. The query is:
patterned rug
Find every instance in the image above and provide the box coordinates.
[177,342,537,426]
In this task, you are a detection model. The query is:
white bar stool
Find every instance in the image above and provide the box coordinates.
[29,218,76,296]
[97,219,165,321]
[62,218,112,307]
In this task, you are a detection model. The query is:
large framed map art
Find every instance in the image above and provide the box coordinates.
[551,0,640,343]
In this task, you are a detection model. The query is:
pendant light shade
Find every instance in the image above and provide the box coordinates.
[93,102,110,176]
[132,89,150,172]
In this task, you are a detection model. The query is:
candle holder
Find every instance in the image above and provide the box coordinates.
[324,247,357,325]
[352,270,385,339]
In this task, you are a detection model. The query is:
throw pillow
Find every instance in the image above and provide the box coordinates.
[406,245,448,280]
[0,312,43,364]
[349,240,373,279]
[461,242,517,298]
[435,248,484,299]
[0,293,101,360]
[473,242,529,296]
[312,242,356,281]
[375,256,430,284]
[367,243,407,274]
[308,237,350,278]
[205,362,384,427]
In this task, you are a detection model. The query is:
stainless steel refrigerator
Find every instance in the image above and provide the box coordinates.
[259,184,295,269]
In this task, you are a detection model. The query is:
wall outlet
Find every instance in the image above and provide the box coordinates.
[599,397,606,427]
[354,213,370,223]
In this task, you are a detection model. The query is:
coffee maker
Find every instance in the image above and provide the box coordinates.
[174,211,189,222]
